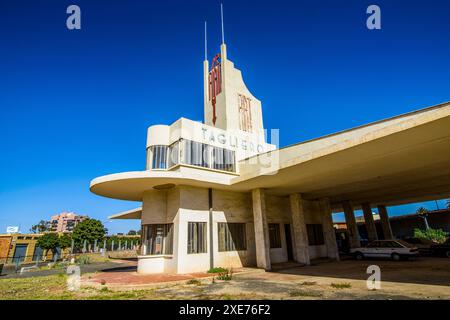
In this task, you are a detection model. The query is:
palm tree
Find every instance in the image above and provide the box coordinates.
[416,207,430,230]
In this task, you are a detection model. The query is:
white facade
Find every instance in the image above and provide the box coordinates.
[92,42,340,274]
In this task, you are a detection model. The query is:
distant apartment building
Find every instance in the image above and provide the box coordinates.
[49,212,87,233]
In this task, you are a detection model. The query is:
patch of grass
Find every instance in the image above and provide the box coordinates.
[76,255,91,265]
[207,267,227,274]
[220,294,234,300]
[300,281,317,286]
[289,290,322,298]
[0,274,75,300]
[330,282,352,289]
[186,279,202,286]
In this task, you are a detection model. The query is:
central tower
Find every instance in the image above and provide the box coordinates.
[203,11,264,135]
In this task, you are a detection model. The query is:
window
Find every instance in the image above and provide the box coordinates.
[187,222,207,254]
[218,223,246,251]
[182,140,210,168]
[306,224,324,246]
[212,147,236,172]
[151,145,168,169]
[387,241,403,248]
[141,224,173,255]
[168,141,179,168]
[268,223,282,248]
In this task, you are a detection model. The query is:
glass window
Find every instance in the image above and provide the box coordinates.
[141,224,173,255]
[268,223,282,248]
[306,224,325,246]
[182,140,210,168]
[218,223,246,251]
[212,147,236,172]
[187,222,207,254]
[388,241,403,248]
[168,141,179,168]
[151,145,168,169]
[367,241,380,248]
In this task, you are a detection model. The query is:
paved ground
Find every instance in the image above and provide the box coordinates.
[80,257,450,299]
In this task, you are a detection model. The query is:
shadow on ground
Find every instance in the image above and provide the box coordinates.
[272,257,450,287]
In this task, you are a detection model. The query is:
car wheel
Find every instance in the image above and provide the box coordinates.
[391,253,400,261]
[446,251,450,258]
[355,252,364,260]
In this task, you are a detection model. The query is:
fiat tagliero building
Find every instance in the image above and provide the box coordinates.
[90,34,450,274]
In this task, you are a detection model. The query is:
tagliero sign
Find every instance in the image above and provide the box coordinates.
[201,127,266,153]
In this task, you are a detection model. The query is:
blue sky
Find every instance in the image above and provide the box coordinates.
[0,0,449,234]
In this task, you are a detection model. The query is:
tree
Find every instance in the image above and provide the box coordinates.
[414,228,447,244]
[72,219,107,247]
[416,207,429,215]
[59,234,72,250]
[30,220,49,233]
[127,230,137,235]
[36,233,60,255]
[416,207,430,229]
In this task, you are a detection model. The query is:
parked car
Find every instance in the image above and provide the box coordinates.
[430,239,450,258]
[350,240,419,261]
[403,237,434,255]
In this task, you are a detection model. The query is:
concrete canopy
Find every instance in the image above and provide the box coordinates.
[108,207,142,220]
[90,102,450,211]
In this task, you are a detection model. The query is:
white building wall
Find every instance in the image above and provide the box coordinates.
[138,186,330,274]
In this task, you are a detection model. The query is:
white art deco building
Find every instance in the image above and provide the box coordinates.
[90,29,450,274]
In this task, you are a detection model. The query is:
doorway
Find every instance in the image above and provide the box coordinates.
[13,244,28,264]
[284,224,294,261]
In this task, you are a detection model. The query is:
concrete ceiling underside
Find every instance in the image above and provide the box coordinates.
[240,116,450,210]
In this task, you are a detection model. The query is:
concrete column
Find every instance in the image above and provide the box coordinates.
[252,188,271,270]
[377,205,394,240]
[320,199,340,261]
[342,201,361,248]
[289,194,310,265]
[361,203,378,242]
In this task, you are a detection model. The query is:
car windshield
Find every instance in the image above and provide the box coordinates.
[396,240,414,248]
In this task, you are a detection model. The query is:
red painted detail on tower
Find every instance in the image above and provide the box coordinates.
[209,54,221,126]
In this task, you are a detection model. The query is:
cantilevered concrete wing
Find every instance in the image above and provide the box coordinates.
[232,101,450,210]
[91,101,450,211]
[108,207,142,220]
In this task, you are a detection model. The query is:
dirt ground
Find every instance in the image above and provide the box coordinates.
[82,257,450,300]
[2,257,449,300]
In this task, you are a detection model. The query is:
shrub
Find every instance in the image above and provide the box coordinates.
[186,279,202,286]
[330,282,352,289]
[76,255,91,265]
[207,267,227,274]
[216,268,233,281]
[414,228,448,244]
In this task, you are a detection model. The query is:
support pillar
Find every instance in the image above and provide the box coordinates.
[252,188,271,270]
[361,203,378,242]
[377,205,394,240]
[320,199,340,261]
[342,201,361,248]
[289,194,310,265]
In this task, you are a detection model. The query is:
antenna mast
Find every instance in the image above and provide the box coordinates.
[204,21,208,60]
[221,3,225,44]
